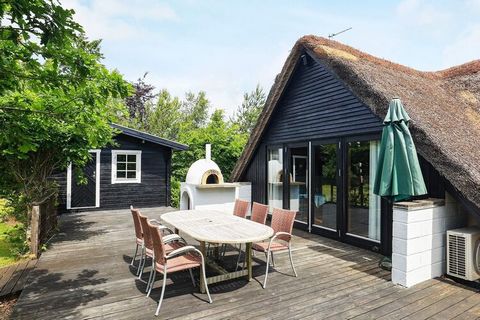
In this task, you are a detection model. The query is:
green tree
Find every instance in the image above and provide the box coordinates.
[232,85,266,134]
[0,1,130,218]
[181,91,210,129]
[170,109,248,206]
[145,89,182,141]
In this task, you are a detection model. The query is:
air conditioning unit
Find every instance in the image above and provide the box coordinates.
[447,227,480,281]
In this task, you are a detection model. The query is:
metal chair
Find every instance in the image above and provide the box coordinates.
[130,206,174,276]
[236,202,269,269]
[220,199,250,257]
[146,221,212,316]
[253,207,297,288]
[233,199,250,218]
[130,207,144,270]
[137,212,187,288]
[250,202,269,225]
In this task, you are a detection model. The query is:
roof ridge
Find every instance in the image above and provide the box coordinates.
[298,35,480,80]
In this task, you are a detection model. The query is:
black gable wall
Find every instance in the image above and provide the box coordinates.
[99,134,170,210]
[241,52,383,203]
[263,52,382,143]
[55,133,171,212]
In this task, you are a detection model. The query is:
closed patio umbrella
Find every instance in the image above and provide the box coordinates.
[373,98,427,201]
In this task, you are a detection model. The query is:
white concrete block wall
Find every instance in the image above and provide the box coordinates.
[391,197,466,287]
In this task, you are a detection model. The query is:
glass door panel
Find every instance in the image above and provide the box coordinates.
[312,143,338,231]
[289,146,308,223]
[267,147,283,212]
[346,140,381,241]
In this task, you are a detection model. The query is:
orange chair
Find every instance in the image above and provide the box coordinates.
[253,208,297,288]
[130,207,144,270]
[236,202,269,269]
[147,221,212,316]
[137,212,187,287]
[250,202,269,225]
[233,199,250,218]
[130,206,174,276]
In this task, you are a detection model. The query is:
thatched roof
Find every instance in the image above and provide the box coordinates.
[231,35,480,209]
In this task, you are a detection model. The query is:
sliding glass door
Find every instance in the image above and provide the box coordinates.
[267,146,283,212]
[288,145,309,225]
[311,142,339,235]
[266,135,383,252]
[345,140,381,243]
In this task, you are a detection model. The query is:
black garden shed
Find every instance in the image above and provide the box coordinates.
[55,123,188,212]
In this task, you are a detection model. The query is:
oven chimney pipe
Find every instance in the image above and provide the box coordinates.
[205,144,211,161]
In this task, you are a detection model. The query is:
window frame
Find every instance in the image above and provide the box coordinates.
[111,150,142,184]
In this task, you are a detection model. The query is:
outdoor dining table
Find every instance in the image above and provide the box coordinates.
[161,209,274,293]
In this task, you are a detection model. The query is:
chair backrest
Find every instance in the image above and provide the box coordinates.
[148,221,167,265]
[138,213,153,251]
[251,202,269,225]
[233,199,250,218]
[130,207,143,240]
[271,208,296,242]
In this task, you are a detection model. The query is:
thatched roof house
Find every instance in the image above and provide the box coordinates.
[232,35,480,215]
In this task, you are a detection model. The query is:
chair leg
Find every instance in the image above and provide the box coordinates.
[235,243,242,271]
[189,269,196,287]
[288,243,297,277]
[136,246,145,276]
[146,258,155,293]
[147,269,156,297]
[138,252,147,279]
[130,244,139,266]
[200,264,213,303]
[221,244,227,258]
[271,251,275,267]
[263,248,271,289]
[154,269,168,317]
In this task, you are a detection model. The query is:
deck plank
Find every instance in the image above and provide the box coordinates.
[10,207,480,320]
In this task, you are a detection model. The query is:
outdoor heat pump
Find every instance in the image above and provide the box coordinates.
[447,227,480,281]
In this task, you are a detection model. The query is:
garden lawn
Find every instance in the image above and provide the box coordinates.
[0,222,16,267]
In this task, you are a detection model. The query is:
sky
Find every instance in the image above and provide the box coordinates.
[62,0,480,115]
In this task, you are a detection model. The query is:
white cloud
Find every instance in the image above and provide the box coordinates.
[396,0,451,26]
[61,0,177,41]
[442,24,480,67]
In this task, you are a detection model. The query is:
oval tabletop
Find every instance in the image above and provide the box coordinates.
[161,210,274,244]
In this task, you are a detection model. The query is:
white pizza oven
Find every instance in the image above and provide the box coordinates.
[180,144,250,212]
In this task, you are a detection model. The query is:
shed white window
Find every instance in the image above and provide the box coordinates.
[111,150,142,184]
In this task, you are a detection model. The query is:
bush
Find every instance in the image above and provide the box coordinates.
[170,178,181,208]
[6,224,29,258]
[0,199,14,222]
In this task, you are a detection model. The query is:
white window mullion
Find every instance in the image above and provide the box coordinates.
[111,150,142,184]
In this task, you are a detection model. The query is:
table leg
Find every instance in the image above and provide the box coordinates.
[246,242,252,281]
[200,241,206,293]
[214,244,220,259]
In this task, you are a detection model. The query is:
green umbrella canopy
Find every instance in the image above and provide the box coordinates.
[373,98,427,201]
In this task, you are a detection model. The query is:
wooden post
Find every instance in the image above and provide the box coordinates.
[30,205,40,258]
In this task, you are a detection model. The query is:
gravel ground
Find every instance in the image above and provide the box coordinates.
[0,293,18,320]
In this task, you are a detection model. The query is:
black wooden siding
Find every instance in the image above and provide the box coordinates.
[263,53,383,144]
[55,133,171,212]
[242,52,383,203]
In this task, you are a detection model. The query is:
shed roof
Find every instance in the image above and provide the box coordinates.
[111,123,188,151]
[231,35,480,210]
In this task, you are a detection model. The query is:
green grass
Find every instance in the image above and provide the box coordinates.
[0,222,17,267]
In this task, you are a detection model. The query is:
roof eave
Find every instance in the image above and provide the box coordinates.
[110,123,188,151]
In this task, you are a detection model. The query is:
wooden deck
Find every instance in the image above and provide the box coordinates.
[0,260,37,298]
[10,207,480,319]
